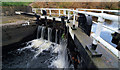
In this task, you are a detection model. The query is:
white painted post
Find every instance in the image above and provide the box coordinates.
[73,11,76,25]
[68,10,70,20]
[64,10,66,16]
[101,10,104,13]
[59,10,61,16]
[41,8,42,14]
[92,17,104,49]
[95,17,104,37]
[49,9,51,16]
[67,10,70,23]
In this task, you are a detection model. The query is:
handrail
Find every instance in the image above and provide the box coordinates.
[77,8,119,13]
[92,21,120,33]
[33,8,119,22]
[72,10,119,22]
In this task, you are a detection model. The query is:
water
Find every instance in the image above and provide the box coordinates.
[55,29,58,44]
[3,26,70,69]
[91,21,119,47]
[41,26,45,39]
[50,40,69,68]
[37,26,42,39]
[48,28,52,42]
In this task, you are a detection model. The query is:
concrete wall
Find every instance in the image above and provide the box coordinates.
[2,23,38,52]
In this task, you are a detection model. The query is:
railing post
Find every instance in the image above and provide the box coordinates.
[95,17,104,36]
[49,9,52,16]
[67,10,70,23]
[71,11,76,30]
[64,10,66,16]
[86,16,104,57]
[101,10,104,13]
[41,8,43,15]
[59,10,61,17]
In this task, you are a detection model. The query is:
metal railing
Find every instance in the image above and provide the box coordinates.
[32,8,120,58]
[76,8,119,13]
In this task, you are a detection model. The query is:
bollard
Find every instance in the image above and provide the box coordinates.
[59,10,61,17]
[86,17,104,57]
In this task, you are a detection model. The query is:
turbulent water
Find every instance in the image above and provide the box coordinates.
[3,26,70,69]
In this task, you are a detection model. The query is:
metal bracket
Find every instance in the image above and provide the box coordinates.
[71,25,77,30]
[86,44,102,57]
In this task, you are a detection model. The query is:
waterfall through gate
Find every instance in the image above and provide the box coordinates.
[48,28,52,42]
[5,25,70,68]
[41,26,45,39]
[37,26,42,39]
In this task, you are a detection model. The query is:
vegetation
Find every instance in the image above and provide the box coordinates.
[2,2,31,6]
[30,2,120,10]
[1,2,119,10]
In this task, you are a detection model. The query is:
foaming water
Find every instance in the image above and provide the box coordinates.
[18,39,52,58]
[50,39,69,68]
[3,26,69,68]
[16,38,69,68]
[48,28,52,42]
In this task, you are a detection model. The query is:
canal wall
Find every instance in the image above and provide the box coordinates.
[2,18,64,53]
[2,23,37,53]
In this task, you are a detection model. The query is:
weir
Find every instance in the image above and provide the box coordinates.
[2,8,120,69]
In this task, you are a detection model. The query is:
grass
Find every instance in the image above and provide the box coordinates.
[2,2,32,6]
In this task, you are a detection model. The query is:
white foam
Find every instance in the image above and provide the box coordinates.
[32,39,44,48]
[34,41,52,58]
[52,44,61,53]
[50,40,69,68]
